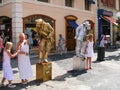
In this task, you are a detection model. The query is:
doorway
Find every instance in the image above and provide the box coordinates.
[65,15,78,51]
[66,26,76,51]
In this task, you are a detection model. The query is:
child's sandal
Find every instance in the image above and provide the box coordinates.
[22,81,27,84]
[8,84,16,88]
[89,67,92,69]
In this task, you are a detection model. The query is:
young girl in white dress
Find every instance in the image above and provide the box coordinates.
[0,42,18,88]
[85,34,94,70]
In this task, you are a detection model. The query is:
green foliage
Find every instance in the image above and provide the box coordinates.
[117,25,120,30]
[87,29,93,34]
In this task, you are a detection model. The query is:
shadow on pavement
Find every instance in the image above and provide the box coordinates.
[93,53,120,63]
[53,70,87,81]
[92,60,105,63]
[13,70,18,74]
[105,53,120,61]
[48,52,75,61]
[0,80,42,90]
[4,52,75,69]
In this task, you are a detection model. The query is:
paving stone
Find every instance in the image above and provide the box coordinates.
[0,49,120,90]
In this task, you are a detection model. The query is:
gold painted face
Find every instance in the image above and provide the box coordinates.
[36,19,43,28]
[36,22,41,28]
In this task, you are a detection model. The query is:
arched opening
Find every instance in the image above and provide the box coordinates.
[0,16,12,45]
[23,14,56,50]
[65,15,78,51]
[65,15,95,51]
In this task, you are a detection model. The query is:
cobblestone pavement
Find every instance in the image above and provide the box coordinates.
[0,49,120,90]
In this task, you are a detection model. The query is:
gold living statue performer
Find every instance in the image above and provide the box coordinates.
[35,19,54,63]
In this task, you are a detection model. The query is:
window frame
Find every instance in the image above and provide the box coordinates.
[85,0,91,11]
[37,0,50,3]
[65,0,74,7]
[101,0,116,9]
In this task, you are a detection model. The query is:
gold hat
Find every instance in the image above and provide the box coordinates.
[35,19,44,22]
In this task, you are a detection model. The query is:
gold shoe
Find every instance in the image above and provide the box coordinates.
[43,59,48,63]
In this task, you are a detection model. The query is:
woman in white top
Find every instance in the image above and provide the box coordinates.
[16,33,32,84]
[85,34,94,70]
[1,42,18,88]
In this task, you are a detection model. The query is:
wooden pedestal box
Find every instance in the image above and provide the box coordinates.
[36,62,52,82]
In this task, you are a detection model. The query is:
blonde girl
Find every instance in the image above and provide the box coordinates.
[1,42,18,88]
[85,34,94,70]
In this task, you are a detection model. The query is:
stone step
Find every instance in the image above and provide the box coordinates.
[29,47,70,59]
[30,47,39,59]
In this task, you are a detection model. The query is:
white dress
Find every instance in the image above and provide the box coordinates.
[86,41,94,57]
[18,40,33,79]
[3,50,14,80]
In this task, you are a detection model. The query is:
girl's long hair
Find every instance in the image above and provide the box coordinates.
[5,42,13,50]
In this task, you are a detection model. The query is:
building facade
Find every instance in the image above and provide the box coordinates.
[0,0,97,51]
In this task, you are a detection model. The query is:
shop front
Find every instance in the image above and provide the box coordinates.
[98,9,117,45]
[65,15,78,51]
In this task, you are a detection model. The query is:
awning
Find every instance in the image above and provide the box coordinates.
[68,20,78,29]
[86,0,95,4]
[101,16,117,25]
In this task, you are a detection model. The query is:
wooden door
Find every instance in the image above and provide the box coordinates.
[66,26,76,51]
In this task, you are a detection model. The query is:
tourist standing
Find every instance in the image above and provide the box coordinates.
[16,33,32,84]
[57,34,66,55]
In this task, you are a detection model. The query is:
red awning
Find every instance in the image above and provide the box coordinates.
[102,16,117,25]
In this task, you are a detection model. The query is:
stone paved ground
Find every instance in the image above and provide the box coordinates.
[0,49,120,90]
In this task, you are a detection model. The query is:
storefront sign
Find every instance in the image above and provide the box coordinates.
[102,10,113,16]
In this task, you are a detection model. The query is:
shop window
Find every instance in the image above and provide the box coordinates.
[85,0,91,11]
[37,0,49,3]
[24,15,54,28]
[65,0,74,7]
[108,0,115,8]
[23,15,55,48]
[101,0,108,6]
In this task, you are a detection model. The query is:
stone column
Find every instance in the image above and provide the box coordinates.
[12,0,23,50]
[116,0,119,11]
[110,23,113,45]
